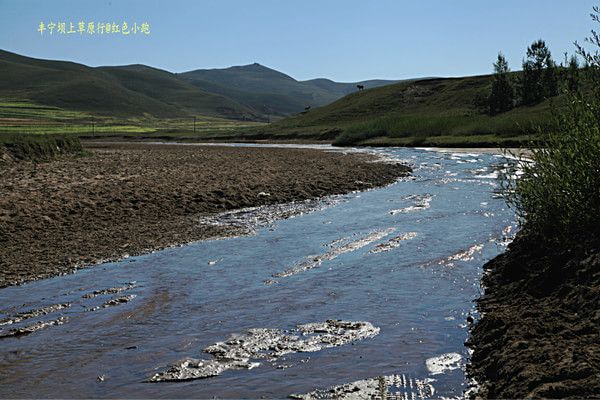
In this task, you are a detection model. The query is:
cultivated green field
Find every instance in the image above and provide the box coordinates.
[0,100,264,139]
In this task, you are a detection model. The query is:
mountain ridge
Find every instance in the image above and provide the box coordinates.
[0,49,402,120]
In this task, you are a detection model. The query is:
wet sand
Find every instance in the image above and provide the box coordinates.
[0,142,410,288]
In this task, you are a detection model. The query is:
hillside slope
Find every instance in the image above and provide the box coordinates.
[180,63,398,116]
[236,74,563,146]
[0,50,258,120]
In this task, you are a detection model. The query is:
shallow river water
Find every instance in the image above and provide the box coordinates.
[0,147,516,399]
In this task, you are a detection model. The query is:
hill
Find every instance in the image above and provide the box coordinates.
[0,50,260,120]
[0,50,400,121]
[179,63,398,117]
[232,73,564,146]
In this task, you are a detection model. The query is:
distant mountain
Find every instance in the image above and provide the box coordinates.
[180,63,399,117]
[0,50,402,120]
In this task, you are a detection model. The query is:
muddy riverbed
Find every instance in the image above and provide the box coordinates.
[0,142,408,287]
[0,146,516,398]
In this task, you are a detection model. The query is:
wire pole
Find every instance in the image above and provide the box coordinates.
[193,116,196,134]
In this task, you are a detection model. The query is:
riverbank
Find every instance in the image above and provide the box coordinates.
[0,142,410,288]
[467,232,600,398]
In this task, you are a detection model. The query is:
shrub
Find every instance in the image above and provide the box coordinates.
[504,93,600,240]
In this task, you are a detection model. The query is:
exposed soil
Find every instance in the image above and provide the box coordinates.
[467,232,600,398]
[0,142,410,288]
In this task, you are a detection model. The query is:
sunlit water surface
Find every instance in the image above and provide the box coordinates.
[0,147,516,399]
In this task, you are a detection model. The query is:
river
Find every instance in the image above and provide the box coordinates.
[0,146,516,399]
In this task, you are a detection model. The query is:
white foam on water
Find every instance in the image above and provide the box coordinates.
[425,353,463,375]
[291,374,436,400]
[268,228,395,282]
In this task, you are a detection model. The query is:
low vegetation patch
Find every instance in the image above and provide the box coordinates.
[0,133,84,162]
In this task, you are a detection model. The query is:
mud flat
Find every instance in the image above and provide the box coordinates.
[467,233,600,398]
[0,142,410,287]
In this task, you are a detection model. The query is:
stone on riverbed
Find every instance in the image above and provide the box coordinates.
[81,282,137,299]
[0,303,71,326]
[369,232,417,253]
[86,294,137,311]
[149,320,379,382]
[148,358,258,381]
[0,316,69,338]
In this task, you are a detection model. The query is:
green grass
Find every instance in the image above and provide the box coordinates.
[0,49,574,148]
[0,101,92,120]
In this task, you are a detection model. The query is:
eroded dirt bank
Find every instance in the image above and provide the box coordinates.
[0,142,410,288]
[467,233,600,398]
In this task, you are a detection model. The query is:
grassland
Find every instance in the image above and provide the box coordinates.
[1,49,400,121]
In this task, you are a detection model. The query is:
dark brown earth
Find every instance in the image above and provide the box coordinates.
[467,232,600,399]
[0,142,410,288]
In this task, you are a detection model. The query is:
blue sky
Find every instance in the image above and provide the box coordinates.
[0,0,595,81]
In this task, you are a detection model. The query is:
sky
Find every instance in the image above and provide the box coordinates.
[0,0,595,81]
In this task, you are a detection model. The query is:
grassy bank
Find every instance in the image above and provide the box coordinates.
[467,10,600,394]
[223,74,566,147]
[467,95,600,396]
[0,133,84,162]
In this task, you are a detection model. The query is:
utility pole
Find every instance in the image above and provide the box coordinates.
[91,117,95,137]
[193,116,196,134]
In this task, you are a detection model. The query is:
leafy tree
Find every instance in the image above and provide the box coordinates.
[505,9,600,241]
[489,52,515,114]
[520,39,558,105]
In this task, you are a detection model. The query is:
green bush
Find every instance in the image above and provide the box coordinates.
[505,94,600,239]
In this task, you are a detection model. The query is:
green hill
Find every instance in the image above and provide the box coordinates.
[234,74,564,146]
[179,63,398,117]
[1,50,399,121]
[0,50,258,120]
